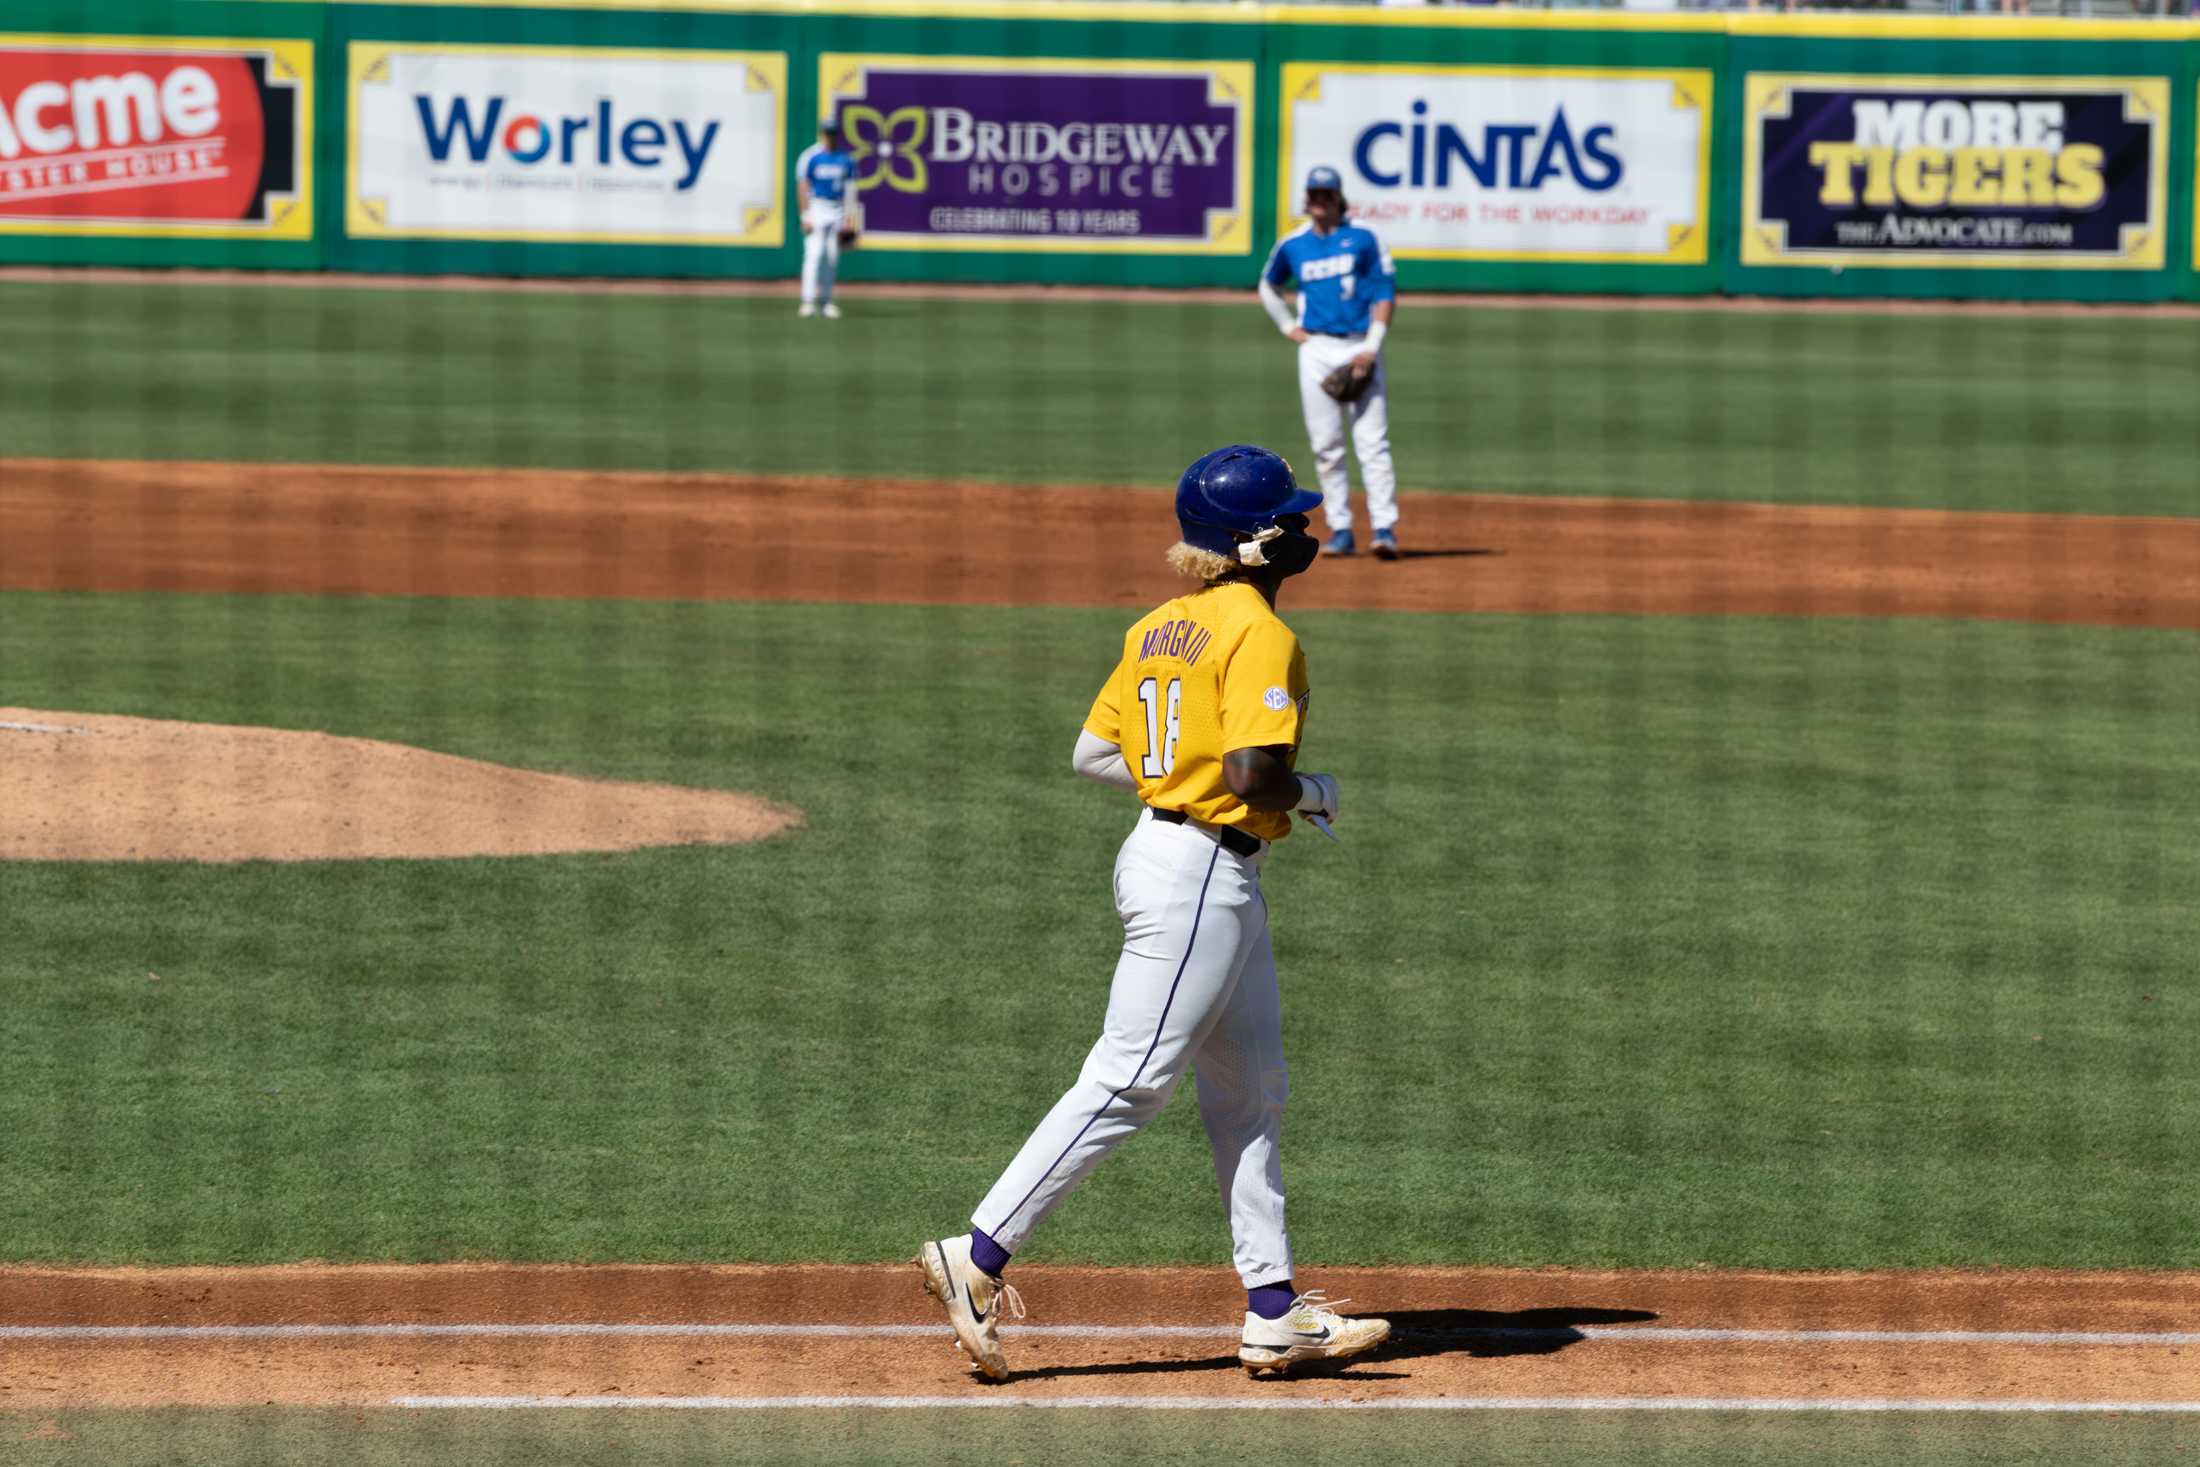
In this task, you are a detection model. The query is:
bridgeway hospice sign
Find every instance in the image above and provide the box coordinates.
[818,54,1254,254]
[1743,74,2167,270]
[1278,64,1711,263]
[348,43,785,246]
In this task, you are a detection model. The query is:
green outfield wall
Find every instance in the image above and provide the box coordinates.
[3,0,2196,300]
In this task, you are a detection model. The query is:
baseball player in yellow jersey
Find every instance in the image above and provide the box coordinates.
[919,445,1390,1381]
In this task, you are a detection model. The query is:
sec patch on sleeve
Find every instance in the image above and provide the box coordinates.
[1263,686,1291,711]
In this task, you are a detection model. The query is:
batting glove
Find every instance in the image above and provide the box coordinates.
[1293,772,1340,823]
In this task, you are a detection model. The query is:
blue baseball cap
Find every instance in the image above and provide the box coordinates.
[1305,165,1343,193]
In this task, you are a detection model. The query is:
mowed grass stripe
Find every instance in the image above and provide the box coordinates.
[389,1396,2200,1414]
[0,592,2194,1269]
[5,280,2198,514]
[5,1405,2190,1466]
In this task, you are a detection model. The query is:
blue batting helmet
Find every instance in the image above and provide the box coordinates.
[1175,445,1321,560]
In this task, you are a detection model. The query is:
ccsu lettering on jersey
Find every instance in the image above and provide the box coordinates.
[413,95,721,190]
[1353,100,1622,193]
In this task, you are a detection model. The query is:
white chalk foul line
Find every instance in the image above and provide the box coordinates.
[2,1323,964,1342]
[8,1322,2198,1346]
[1582,1327,2200,1347]
[390,1394,2200,1415]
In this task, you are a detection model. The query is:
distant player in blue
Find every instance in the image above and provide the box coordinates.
[795,117,858,319]
[1257,165,1402,558]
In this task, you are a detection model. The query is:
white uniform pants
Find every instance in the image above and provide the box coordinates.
[973,810,1292,1288]
[800,203,843,307]
[1297,332,1398,536]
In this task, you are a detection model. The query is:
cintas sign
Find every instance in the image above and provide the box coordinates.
[1279,65,1710,263]
[0,37,310,238]
[1350,99,1625,193]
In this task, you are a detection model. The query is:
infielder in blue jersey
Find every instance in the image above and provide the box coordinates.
[794,117,858,319]
[1257,165,1402,559]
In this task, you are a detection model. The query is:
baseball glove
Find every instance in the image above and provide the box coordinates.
[1320,363,1372,404]
[837,225,860,249]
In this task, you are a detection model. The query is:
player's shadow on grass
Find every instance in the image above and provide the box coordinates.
[1003,1305,1654,1383]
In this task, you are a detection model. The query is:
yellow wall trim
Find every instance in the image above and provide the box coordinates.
[226,0,2200,44]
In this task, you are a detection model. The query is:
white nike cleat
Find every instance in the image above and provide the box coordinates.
[821,302,842,320]
[1239,1291,1391,1377]
[917,1235,1025,1381]
[797,302,818,318]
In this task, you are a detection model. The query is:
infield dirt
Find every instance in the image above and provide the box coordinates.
[3,458,2196,628]
[4,1265,2196,1409]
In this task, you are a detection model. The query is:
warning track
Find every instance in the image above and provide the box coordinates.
[4,1265,2196,1412]
[13,266,2200,320]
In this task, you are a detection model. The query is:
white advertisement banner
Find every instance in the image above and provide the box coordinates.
[348,43,785,246]
[1279,65,1712,263]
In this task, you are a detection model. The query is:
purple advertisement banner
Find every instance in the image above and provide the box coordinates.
[1746,78,2165,267]
[824,58,1252,252]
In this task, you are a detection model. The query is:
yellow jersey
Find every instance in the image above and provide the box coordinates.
[1084,580,1310,844]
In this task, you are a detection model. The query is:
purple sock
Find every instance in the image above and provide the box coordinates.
[968,1227,1011,1279]
[1247,1282,1297,1320]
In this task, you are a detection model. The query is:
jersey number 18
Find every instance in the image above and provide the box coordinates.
[1137,676,1181,778]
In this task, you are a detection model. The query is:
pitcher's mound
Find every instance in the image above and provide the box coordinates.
[0,709,802,862]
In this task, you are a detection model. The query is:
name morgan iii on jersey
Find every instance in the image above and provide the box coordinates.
[1138,618,1214,666]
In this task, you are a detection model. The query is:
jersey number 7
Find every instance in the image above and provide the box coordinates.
[1137,676,1181,778]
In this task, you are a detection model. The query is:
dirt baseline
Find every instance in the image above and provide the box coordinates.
[4,458,2196,629]
[4,1265,2196,1411]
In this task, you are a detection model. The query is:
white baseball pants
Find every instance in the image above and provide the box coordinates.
[1297,333,1398,536]
[973,809,1292,1288]
[800,204,844,307]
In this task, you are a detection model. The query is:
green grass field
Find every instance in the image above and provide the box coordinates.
[8,279,2198,1459]
[3,591,2193,1268]
[7,280,2198,514]
[5,1406,2191,1467]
